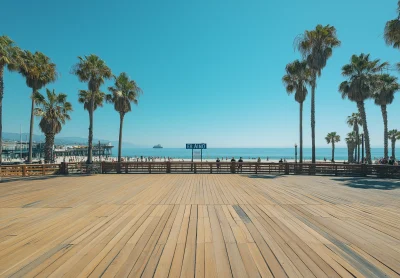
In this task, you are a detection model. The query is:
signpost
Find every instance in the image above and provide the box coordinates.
[186,143,207,162]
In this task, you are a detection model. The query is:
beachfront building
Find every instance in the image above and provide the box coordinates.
[1,141,43,161]
[1,141,114,162]
[53,143,114,158]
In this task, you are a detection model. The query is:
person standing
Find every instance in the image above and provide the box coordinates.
[216,157,221,172]
[230,157,236,173]
[238,157,243,172]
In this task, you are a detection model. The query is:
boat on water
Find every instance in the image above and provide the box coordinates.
[153,144,163,149]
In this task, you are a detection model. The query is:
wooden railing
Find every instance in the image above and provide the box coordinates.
[98,162,400,178]
[0,164,61,177]
[1,162,400,179]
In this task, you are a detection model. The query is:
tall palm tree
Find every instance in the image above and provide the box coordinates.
[373,74,399,159]
[0,36,23,164]
[296,24,341,163]
[345,131,357,163]
[339,53,387,164]
[325,132,340,162]
[346,113,362,163]
[19,51,57,163]
[388,129,400,160]
[384,1,400,49]
[282,60,311,163]
[34,89,72,163]
[72,55,112,163]
[106,73,142,163]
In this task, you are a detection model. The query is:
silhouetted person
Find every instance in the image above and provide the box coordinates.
[216,157,221,172]
[238,157,243,172]
[230,157,236,173]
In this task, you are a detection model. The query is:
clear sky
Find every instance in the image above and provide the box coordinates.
[1,0,399,148]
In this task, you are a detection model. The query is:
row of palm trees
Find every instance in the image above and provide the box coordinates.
[0,37,142,164]
[284,1,400,164]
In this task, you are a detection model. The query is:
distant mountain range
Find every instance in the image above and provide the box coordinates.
[2,132,144,148]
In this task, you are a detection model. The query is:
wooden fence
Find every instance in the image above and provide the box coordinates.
[0,164,61,177]
[1,162,400,178]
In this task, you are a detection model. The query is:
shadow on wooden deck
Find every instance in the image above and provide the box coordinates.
[332,177,400,190]
[244,174,284,179]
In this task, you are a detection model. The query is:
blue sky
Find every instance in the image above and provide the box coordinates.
[1,0,399,148]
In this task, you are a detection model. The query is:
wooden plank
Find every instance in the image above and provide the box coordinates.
[0,174,399,277]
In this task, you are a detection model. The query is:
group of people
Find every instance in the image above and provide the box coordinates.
[215,157,245,172]
[376,157,398,165]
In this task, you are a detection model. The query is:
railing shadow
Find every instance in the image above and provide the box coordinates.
[332,177,400,190]
[0,175,79,184]
[245,174,284,179]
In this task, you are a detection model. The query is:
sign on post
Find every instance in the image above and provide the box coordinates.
[186,143,207,150]
[186,143,207,162]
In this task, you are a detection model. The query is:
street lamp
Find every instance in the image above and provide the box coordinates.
[295,143,298,163]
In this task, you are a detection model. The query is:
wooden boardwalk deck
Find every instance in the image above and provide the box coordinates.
[0,174,399,277]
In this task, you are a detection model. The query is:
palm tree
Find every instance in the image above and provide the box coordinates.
[339,53,387,164]
[19,51,57,163]
[296,24,341,163]
[282,60,311,163]
[346,113,362,163]
[373,74,399,159]
[325,132,340,162]
[0,36,23,164]
[72,55,112,163]
[34,89,72,163]
[106,72,142,164]
[388,129,400,160]
[384,1,400,49]
[345,131,357,163]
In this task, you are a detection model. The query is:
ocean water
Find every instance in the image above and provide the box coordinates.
[119,148,398,161]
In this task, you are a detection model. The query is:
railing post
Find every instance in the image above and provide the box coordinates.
[42,164,46,175]
[125,163,128,174]
[22,165,27,177]
[361,164,367,177]
[284,163,289,175]
[194,164,197,174]
[335,165,338,176]
[210,164,212,174]
[166,162,171,173]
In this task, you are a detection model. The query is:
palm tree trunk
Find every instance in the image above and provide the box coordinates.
[353,124,359,163]
[357,128,360,163]
[44,133,55,163]
[332,142,334,162]
[87,99,94,164]
[311,74,316,163]
[118,113,124,163]
[392,139,396,160]
[28,89,36,163]
[357,101,371,164]
[381,105,388,159]
[299,101,303,163]
[0,67,4,165]
[347,143,354,163]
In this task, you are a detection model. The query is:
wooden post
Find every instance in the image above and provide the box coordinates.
[210,163,212,174]
[335,165,338,176]
[194,164,197,174]
[361,164,367,177]
[166,162,171,173]
[125,163,128,174]
[149,163,151,174]
[22,165,27,177]
[284,163,289,175]
[42,164,46,175]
